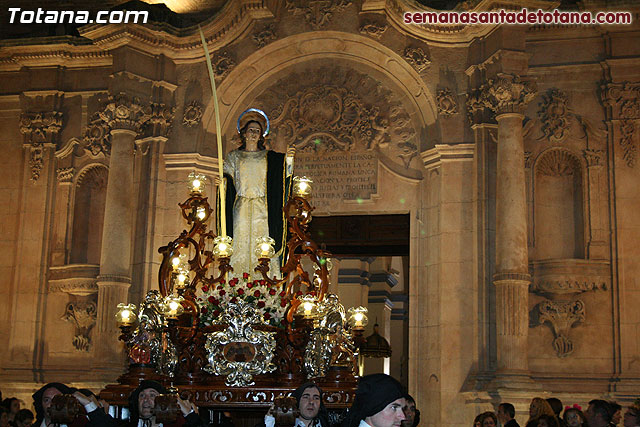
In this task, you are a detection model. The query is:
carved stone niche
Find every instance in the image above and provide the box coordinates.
[49,264,99,351]
[529,259,609,358]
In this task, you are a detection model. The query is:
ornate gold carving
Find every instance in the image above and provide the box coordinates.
[583,149,604,167]
[285,0,352,29]
[62,299,97,352]
[19,111,63,181]
[537,299,585,358]
[403,47,431,73]
[359,22,387,39]
[252,24,277,48]
[481,73,537,115]
[212,51,236,81]
[183,101,203,128]
[535,149,581,177]
[538,89,572,143]
[601,82,640,168]
[98,93,151,132]
[205,300,276,387]
[146,102,175,137]
[83,113,111,156]
[436,88,458,116]
[56,167,75,183]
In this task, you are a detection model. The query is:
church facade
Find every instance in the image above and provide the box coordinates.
[0,1,639,425]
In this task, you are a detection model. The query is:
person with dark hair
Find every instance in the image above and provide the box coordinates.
[264,382,329,427]
[609,402,622,426]
[586,400,613,427]
[127,380,202,427]
[32,383,78,427]
[342,374,406,427]
[546,399,566,427]
[473,414,482,427]
[14,409,34,427]
[498,403,519,427]
[623,398,640,427]
[401,395,418,427]
[2,398,20,425]
[535,415,559,427]
[480,412,497,427]
[1,407,10,427]
[221,108,295,278]
[563,406,587,427]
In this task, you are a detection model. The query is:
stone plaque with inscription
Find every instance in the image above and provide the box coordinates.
[294,151,378,211]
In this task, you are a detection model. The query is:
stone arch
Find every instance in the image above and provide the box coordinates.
[203,31,437,154]
[532,148,585,260]
[70,164,108,264]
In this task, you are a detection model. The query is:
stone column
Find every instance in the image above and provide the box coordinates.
[94,94,150,363]
[482,74,537,384]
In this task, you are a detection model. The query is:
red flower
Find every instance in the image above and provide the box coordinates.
[254,290,261,297]
[264,313,271,320]
[295,291,303,297]
[269,289,276,296]
[220,279,226,284]
[280,300,288,307]
[279,291,286,297]
[202,285,209,292]
[243,272,250,280]
[201,307,208,313]
[247,282,253,288]
[217,285,224,290]
[253,280,259,286]
[219,289,226,296]
[237,288,245,295]
[259,280,266,286]
[207,296,216,304]
[213,309,221,317]
[229,279,236,287]
[231,297,238,303]
[257,301,266,308]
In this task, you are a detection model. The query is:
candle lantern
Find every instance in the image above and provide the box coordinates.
[254,236,276,259]
[213,235,233,258]
[293,176,312,198]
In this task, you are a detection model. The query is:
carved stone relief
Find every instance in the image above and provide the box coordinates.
[601,82,640,168]
[56,167,75,183]
[145,102,175,138]
[359,22,387,39]
[183,100,203,128]
[436,88,458,117]
[535,149,581,177]
[83,112,112,156]
[19,111,63,181]
[481,73,537,115]
[536,299,585,358]
[62,298,97,352]
[465,89,485,124]
[583,149,604,167]
[252,24,277,48]
[212,51,236,81]
[538,89,572,143]
[403,47,431,73]
[98,93,151,132]
[285,0,352,29]
[524,151,532,169]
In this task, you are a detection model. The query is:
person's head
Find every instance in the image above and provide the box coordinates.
[291,383,323,422]
[563,407,586,427]
[128,380,168,423]
[586,400,612,427]
[623,399,640,427]
[480,412,497,427]
[530,398,556,420]
[14,409,34,427]
[0,407,9,427]
[402,395,418,427]
[2,398,20,416]
[546,399,562,417]
[32,383,74,425]
[473,413,483,427]
[347,374,406,427]
[498,403,515,424]
[239,120,266,151]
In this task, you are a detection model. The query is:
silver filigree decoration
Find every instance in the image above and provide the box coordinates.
[436,88,458,116]
[204,300,276,386]
[62,299,97,352]
[537,299,585,358]
[359,22,387,39]
[252,24,277,48]
[182,101,203,128]
[404,47,431,73]
[285,0,352,29]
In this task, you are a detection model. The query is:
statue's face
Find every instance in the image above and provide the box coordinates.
[243,121,262,150]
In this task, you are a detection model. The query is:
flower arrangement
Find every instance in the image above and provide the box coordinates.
[196,273,289,327]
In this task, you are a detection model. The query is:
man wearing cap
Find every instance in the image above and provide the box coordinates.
[127,380,202,427]
[264,382,330,427]
[344,374,406,427]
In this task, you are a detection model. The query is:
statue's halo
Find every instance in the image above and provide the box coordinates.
[237,108,270,137]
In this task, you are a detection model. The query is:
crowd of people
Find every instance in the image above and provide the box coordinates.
[2,376,639,427]
[474,397,640,427]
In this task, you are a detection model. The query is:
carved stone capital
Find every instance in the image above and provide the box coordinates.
[481,73,537,115]
[98,93,151,133]
[146,102,176,137]
[601,82,640,120]
[537,299,585,358]
[436,88,458,117]
[583,149,604,167]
